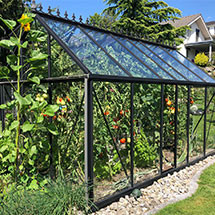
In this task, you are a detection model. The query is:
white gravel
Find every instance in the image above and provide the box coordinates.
[92,154,215,215]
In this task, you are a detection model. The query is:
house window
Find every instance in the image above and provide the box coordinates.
[196,29,200,42]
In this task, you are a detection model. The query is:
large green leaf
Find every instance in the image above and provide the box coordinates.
[47,124,59,135]
[0,39,15,49]
[0,17,16,30]
[9,120,19,130]
[11,65,22,72]
[0,66,10,79]
[29,50,48,62]
[0,104,7,109]
[28,76,40,85]
[29,145,37,157]
[14,92,31,106]
[21,121,35,132]
[6,55,17,65]
[44,105,59,116]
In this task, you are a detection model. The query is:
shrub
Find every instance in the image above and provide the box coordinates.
[194,53,209,67]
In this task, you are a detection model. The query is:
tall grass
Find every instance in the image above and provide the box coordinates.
[0,177,93,215]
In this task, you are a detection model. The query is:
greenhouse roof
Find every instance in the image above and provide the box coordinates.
[34,10,215,85]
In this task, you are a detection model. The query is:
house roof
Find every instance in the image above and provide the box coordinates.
[163,14,212,40]
[163,14,201,28]
[206,21,215,26]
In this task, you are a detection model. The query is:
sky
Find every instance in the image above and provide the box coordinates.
[35,0,215,22]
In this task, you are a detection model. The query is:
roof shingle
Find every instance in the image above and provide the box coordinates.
[162,14,201,28]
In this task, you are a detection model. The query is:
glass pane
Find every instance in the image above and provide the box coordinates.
[52,82,85,182]
[116,37,174,80]
[93,82,131,201]
[177,86,188,167]
[162,85,176,171]
[145,44,203,82]
[84,29,160,79]
[44,18,129,77]
[206,87,215,155]
[133,41,186,81]
[168,50,215,83]
[189,87,204,161]
[133,83,160,184]
[51,39,84,77]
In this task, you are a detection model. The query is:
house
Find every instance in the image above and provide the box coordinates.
[167,14,215,61]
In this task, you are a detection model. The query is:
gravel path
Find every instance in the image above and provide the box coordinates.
[92,155,215,215]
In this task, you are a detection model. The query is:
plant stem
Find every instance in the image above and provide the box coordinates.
[14,27,23,180]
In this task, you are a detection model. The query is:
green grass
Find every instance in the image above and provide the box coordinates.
[155,163,215,215]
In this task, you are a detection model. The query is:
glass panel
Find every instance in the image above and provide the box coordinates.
[145,44,203,82]
[189,87,204,161]
[116,37,173,80]
[133,83,160,184]
[93,82,131,201]
[84,29,159,79]
[51,39,84,77]
[206,87,215,154]
[168,50,215,83]
[162,85,175,171]
[44,18,129,77]
[177,86,188,167]
[133,41,186,81]
[51,82,85,183]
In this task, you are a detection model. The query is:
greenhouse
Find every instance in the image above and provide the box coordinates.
[1,5,215,210]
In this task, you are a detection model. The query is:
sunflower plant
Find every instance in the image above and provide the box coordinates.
[0,13,59,189]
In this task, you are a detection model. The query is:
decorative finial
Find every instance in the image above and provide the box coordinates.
[57,9,60,16]
[39,3,43,11]
[173,41,176,47]
[86,18,89,24]
[48,6,51,14]
[72,13,76,21]
[31,0,37,10]
[79,15,83,23]
[64,11,68,19]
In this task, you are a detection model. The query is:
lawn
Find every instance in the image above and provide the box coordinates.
[155,163,215,215]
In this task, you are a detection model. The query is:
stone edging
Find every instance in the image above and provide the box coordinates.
[146,157,215,215]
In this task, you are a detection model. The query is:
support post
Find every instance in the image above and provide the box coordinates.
[204,87,207,156]
[187,86,190,164]
[47,34,54,179]
[84,77,94,201]
[209,43,212,62]
[174,84,178,168]
[130,83,134,187]
[160,84,164,174]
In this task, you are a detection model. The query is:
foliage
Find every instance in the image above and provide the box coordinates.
[0,177,91,215]
[194,53,209,67]
[0,13,59,188]
[90,0,189,45]
[134,129,158,167]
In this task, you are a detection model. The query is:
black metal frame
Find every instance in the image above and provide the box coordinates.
[1,6,215,212]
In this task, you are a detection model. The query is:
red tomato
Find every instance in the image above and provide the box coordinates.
[104,111,110,116]
[120,138,126,144]
[165,98,168,102]
[120,110,124,115]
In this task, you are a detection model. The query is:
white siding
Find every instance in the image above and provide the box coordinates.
[186,22,205,43]
[208,25,215,36]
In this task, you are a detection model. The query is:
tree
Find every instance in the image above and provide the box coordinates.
[91,0,189,45]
